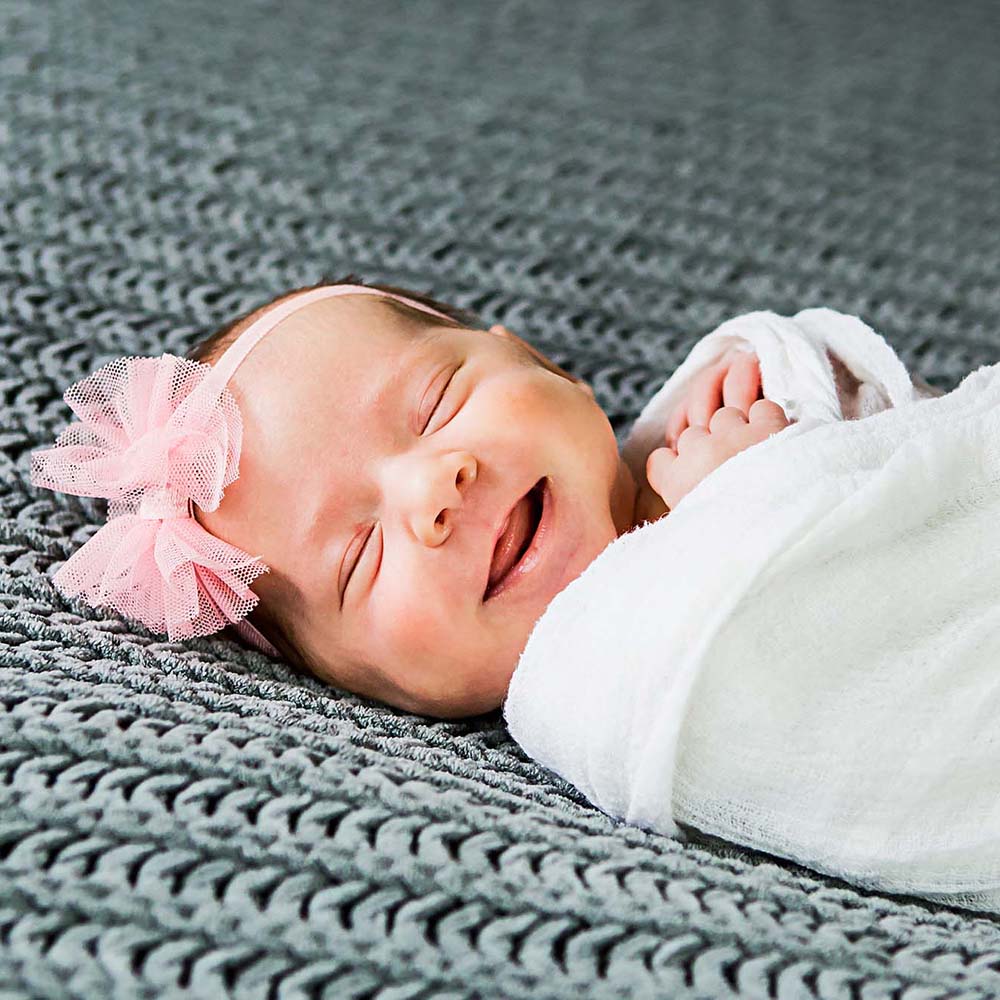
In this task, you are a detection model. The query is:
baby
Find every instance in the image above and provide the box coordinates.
[186,277,791,718]
[31,275,790,719]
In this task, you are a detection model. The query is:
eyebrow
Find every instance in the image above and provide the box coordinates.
[300,329,448,602]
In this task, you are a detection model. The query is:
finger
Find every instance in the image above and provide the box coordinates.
[708,405,749,432]
[722,352,761,416]
[675,423,710,450]
[665,403,689,448]
[646,445,676,490]
[748,398,790,424]
[687,362,727,429]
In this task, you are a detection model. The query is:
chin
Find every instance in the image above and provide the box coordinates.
[430,686,506,720]
[552,504,616,602]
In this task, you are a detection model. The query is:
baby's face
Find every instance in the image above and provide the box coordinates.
[198,294,636,718]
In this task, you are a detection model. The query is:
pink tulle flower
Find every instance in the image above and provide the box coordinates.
[30,353,270,642]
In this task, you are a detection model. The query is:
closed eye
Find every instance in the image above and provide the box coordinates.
[341,522,376,605]
[421,365,460,434]
[341,364,462,606]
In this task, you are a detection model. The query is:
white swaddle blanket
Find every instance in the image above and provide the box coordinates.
[503,308,1000,915]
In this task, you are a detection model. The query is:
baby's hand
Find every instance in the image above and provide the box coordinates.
[647,399,791,511]
[665,346,763,448]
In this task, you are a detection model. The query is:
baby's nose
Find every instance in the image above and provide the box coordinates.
[418,452,479,545]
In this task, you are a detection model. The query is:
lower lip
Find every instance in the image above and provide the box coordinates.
[484,477,561,603]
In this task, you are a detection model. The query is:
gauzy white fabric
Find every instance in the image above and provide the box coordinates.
[503,308,1000,914]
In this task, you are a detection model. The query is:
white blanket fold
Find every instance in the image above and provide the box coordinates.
[503,308,1000,914]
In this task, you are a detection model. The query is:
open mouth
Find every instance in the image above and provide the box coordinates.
[484,478,547,601]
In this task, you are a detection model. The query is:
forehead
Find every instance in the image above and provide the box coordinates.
[234,294,414,393]
[226,292,447,522]
[264,293,426,361]
[234,292,433,438]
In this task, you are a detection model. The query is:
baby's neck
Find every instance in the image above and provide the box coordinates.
[631,477,669,529]
[612,454,666,535]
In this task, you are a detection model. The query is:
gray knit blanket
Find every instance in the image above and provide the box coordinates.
[4,0,1000,996]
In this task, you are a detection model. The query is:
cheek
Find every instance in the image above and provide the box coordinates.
[486,373,594,447]
[368,569,466,662]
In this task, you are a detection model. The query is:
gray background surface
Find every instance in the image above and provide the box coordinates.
[3,1,1000,997]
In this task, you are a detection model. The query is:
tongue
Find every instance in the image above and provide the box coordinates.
[488,493,535,588]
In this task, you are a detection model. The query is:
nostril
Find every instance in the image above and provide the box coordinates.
[435,511,446,527]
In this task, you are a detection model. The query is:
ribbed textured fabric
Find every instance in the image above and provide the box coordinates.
[3,0,1000,997]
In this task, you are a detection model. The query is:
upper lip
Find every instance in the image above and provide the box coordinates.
[483,478,542,598]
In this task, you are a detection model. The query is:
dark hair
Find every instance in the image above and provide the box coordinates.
[184,274,485,665]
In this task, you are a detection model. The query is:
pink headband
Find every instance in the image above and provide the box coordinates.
[29,283,458,656]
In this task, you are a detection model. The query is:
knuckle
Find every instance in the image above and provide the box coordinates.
[750,398,779,417]
[646,446,672,476]
[709,405,744,428]
[677,424,706,446]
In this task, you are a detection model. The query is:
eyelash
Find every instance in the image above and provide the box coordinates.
[345,364,461,598]
[421,366,459,434]
[344,522,376,595]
